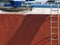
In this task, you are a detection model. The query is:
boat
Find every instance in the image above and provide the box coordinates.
[0,0,60,45]
[0,3,60,14]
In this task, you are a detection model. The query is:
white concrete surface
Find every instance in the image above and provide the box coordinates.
[0,8,60,15]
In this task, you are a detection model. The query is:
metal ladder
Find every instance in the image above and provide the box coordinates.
[50,3,59,45]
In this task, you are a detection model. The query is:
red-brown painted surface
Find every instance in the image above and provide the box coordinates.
[0,14,24,45]
[59,15,60,45]
[0,14,60,45]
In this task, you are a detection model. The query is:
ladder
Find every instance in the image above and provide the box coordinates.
[50,3,59,45]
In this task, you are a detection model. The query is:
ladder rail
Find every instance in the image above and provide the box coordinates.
[57,3,59,45]
[55,2,59,45]
[50,4,53,45]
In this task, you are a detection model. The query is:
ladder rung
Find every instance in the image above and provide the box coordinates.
[50,16,58,17]
[51,39,58,40]
[51,33,58,34]
[52,10,59,11]
[51,27,58,28]
[51,21,58,23]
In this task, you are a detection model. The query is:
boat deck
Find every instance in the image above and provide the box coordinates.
[31,4,60,8]
[0,4,60,14]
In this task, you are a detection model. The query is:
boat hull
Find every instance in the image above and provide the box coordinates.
[0,14,60,45]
